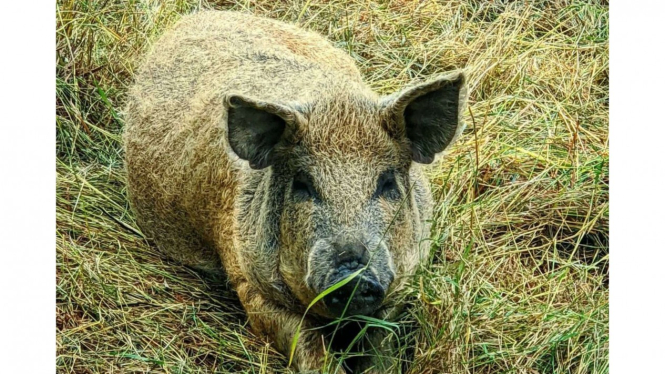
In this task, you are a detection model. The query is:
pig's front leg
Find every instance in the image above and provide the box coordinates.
[234,281,345,373]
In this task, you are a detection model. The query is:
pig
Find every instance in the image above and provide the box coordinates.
[123,10,467,373]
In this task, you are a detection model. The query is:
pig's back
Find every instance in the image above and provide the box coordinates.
[129,10,363,123]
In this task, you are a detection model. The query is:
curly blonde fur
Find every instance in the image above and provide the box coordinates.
[124,10,466,373]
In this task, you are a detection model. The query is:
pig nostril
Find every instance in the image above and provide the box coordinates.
[337,258,362,272]
[334,241,369,269]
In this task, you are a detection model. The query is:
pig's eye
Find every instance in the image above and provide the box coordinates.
[292,172,317,201]
[375,170,400,200]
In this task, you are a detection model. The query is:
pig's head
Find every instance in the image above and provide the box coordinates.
[225,72,467,319]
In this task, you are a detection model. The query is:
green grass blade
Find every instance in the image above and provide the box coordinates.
[287,267,364,367]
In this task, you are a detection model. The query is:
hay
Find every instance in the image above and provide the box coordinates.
[56,0,608,372]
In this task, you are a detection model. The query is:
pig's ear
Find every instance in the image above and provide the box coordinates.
[382,71,467,164]
[225,94,302,169]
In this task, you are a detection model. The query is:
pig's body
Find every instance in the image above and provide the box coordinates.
[124,10,466,373]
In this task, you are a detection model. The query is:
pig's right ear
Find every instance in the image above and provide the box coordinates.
[225,94,302,169]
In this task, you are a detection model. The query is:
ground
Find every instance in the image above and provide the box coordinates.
[56,0,608,373]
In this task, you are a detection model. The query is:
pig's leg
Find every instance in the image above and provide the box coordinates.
[234,281,345,373]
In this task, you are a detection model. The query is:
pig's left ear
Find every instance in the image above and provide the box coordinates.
[381,71,468,164]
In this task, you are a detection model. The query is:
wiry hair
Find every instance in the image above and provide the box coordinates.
[123,10,466,372]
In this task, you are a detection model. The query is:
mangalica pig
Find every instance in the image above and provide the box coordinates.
[123,10,467,373]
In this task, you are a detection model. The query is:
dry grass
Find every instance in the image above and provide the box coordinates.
[56,0,608,373]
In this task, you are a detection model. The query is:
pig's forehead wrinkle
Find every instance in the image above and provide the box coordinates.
[302,132,396,161]
[299,95,391,153]
[296,120,404,167]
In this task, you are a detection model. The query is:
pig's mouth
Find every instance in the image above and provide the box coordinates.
[320,269,387,317]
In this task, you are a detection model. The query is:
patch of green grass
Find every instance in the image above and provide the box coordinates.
[56,0,608,373]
